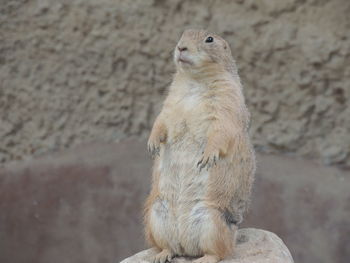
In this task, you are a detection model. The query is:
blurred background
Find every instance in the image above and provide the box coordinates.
[0,0,349,262]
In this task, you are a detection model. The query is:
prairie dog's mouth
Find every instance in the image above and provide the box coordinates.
[178,54,192,65]
[179,58,190,64]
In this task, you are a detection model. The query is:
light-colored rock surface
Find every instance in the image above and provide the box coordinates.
[120,228,294,263]
[1,0,349,167]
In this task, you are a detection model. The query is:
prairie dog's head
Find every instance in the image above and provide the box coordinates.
[174,29,234,74]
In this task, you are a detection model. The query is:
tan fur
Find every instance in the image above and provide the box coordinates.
[144,29,256,263]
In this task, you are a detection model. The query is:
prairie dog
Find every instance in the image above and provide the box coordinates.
[144,29,256,263]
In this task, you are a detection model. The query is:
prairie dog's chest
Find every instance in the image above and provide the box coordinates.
[165,83,208,139]
[182,91,202,112]
[172,81,204,113]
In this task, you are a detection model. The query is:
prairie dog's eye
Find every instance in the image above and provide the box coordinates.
[205,36,214,43]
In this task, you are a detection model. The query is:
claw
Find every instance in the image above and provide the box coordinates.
[198,157,208,172]
[147,141,160,159]
[197,150,219,172]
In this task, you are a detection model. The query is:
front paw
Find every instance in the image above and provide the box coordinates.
[197,148,220,171]
[147,137,160,158]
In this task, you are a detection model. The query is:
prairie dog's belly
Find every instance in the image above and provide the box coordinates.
[154,139,211,255]
[159,104,211,210]
[158,139,207,202]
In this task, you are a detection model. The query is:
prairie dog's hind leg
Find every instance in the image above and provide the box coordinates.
[153,248,175,263]
[183,203,236,261]
[195,205,236,261]
[149,198,180,257]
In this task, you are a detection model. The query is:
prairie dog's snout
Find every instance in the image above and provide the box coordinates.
[177,46,188,52]
[174,30,203,66]
[175,42,193,65]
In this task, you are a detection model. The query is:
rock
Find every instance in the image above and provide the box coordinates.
[120,228,294,263]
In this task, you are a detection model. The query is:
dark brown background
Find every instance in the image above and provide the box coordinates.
[1,140,349,263]
[1,0,350,167]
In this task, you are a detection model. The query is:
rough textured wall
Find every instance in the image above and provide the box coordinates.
[1,0,350,167]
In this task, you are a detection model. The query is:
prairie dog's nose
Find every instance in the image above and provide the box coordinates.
[178,46,188,52]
